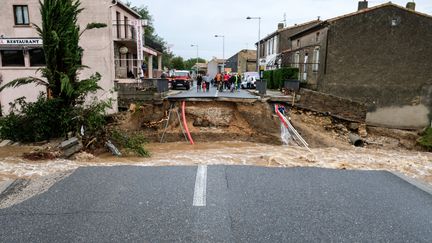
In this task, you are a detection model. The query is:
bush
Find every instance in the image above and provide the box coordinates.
[110,130,150,157]
[418,127,432,150]
[0,95,72,142]
[272,68,299,89]
[0,95,112,143]
[263,70,274,89]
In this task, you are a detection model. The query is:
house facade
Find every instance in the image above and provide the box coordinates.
[0,0,163,115]
[207,58,226,78]
[282,1,432,128]
[225,49,256,74]
[257,20,321,70]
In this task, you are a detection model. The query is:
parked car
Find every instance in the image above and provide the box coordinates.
[241,72,260,89]
[171,70,192,90]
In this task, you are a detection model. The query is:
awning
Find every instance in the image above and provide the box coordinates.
[0,45,43,50]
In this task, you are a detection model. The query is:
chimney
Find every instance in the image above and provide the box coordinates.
[406,2,416,11]
[358,0,368,11]
[278,23,284,30]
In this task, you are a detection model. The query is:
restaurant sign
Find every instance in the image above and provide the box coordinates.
[0,38,43,45]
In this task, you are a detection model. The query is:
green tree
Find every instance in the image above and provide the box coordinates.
[171,56,185,70]
[184,58,206,70]
[0,0,106,108]
[127,2,173,69]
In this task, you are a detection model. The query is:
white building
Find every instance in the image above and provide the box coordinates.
[0,0,163,115]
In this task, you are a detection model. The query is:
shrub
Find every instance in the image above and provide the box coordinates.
[0,95,112,143]
[0,95,72,142]
[110,130,150,157]
[272,68,299,89]
[263,70,274,89]
[418,127,432,150]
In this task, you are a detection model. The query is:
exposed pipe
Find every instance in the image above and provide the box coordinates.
[182,101,195,145]
[275,104,310,151]
[348,133,364,147]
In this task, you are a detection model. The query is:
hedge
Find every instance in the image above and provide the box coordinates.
[264,68,299,89]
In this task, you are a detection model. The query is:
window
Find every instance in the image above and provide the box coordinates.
[29,48,46,66]
[1,50,25,67]
[293,52,300,68]
[297,39,300,47]
[124,16,128,39]
[316,32,320,42]
[14,5,29,25]
[116,12,121,38]
[302,53,309,81]
[312,48,320,72]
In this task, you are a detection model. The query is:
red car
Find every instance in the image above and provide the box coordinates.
[171,70,192,90]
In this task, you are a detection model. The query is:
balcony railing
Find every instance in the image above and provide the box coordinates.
[112,22,136,41]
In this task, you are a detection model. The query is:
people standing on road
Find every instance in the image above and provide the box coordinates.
[237,74,242,91]
[224,73,230,90]
[215,73,223,92]
[196,74,203,92]
[204,73,210,92]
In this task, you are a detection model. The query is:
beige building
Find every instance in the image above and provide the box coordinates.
[0,0,163,115]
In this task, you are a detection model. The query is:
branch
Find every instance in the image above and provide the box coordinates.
[0,77,49,93]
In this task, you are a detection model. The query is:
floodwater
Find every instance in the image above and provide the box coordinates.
[1,142,432,185]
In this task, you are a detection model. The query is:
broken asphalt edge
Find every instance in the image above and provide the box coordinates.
[0,180,15,195]
[391,172,432,196]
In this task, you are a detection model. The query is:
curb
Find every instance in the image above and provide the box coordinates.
[0,180,15,196]
[391,172,432,196]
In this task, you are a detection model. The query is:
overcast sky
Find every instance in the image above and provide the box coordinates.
[128,0,432,60]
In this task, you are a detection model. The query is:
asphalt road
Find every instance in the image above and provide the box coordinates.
[1,166,432,242]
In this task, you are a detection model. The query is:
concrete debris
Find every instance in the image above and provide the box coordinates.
[59,137,83,158]
[349,122,360,131]
[73,152,95,161]
[359,124,368,138]
[60,137,79,150]
[106,140,122,156]
[0,140,13,147]
[0,180,14,195]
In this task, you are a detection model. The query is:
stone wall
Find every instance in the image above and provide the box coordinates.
[296,89,367,122]
[320,6,432,111]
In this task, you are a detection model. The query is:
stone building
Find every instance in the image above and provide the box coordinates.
[225,49,256,74]
[282,1,432,128]
[257,20,321,70]
[207,58,226,79]
[0,0,163,115]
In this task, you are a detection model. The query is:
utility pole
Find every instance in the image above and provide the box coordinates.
[246,16,261,72]
[214,35,225,73]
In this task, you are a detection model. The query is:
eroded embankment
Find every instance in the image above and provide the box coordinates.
[115,100,282,144]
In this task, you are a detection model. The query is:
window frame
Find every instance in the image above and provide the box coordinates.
[13,5,30,26]
[312,47,320,72]
[29,48,46,67]
[0,50,25,67]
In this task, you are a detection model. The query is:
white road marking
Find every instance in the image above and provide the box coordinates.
[193,165,207,207]
[215,90,219,98]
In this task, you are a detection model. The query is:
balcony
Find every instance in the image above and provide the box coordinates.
[112,21,137,42]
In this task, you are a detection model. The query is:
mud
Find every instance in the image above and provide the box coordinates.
[114,100,280,144]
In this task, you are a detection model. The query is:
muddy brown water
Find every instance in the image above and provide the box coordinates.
[1,142,431,185]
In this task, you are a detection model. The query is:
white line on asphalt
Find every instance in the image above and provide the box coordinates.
[193,165,207,207]
[215,90,219,98]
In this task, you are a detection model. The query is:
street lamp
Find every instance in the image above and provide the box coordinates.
[214,34,225,73]
[246,16,261,72]
[191,44,199,75]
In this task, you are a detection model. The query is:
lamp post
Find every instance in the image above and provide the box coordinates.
[191,44,199,75]
[246,16,261,72]
[214,34,225,73]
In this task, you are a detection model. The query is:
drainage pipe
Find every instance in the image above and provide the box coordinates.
[182,101,195,145]
[348,133,364,147]
[275,104,310,151]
